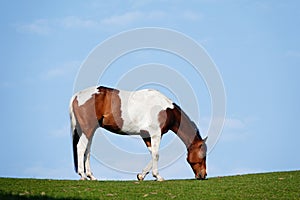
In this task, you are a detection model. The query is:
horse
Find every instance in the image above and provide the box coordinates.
[70,86,207,181]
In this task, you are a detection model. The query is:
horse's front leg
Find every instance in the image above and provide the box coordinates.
[137,159,152,181]
[137,146,152,181]
[150,134,164,181]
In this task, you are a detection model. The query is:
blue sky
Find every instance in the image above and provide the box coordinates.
[0,0,299,180]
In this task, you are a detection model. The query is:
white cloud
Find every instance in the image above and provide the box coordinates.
[200,117,247,132]
[15,9,202,35]
[49,124,70,138]
[41,61,79,80]
[100,10,171,26]
[16,19,52,35]
[224,118,246,129]
[129,0,154,9]
[199,116,256,143]
[222,117,258,142]
[60,16,99,29]
[44,68,66,79]
[146,10,167,20]
[16,17,100,35]
[101,11,143,26]
[182,10,203,21]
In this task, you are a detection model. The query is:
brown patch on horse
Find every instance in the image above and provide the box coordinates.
[140,130,151,147]
[72,96,99,139]
[95,86,124,133]
[158,108,176,134]
[187,139,207,180]
[72,86,124,139]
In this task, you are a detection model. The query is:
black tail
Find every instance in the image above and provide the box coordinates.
[72,128,80,173]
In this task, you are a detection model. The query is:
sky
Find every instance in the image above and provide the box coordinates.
[0,0,299,180]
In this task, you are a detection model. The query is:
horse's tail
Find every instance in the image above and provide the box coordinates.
[72,129,79,173]
[69,95,79,173]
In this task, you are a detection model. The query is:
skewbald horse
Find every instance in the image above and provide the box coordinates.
[70,86,207,181]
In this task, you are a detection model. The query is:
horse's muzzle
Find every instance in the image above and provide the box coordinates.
[196,173,207,180]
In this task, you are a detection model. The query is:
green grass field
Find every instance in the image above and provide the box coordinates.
[0,171,299,199]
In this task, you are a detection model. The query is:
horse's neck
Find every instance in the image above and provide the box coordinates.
[170,104,202,148]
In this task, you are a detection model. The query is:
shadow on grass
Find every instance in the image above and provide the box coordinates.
[0,193,80,200]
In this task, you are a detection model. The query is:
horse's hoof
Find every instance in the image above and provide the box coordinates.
[87,175,97,181]
[137,174,144,181]
[156,175,165,182]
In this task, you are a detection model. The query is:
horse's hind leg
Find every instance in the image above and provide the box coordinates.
[77,133,89,180]
[84,139,97,180]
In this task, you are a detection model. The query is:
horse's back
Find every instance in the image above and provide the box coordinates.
[120,89,172,106]
[118,89,174,133]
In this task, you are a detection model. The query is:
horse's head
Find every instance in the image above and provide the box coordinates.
[187,137,207,180]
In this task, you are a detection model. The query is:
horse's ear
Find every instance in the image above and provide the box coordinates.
[203,136,208,143]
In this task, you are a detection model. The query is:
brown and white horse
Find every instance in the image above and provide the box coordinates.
[70,86,207,181]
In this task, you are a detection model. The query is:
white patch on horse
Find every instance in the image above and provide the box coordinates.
[198,144,207,159]
[198,151,205,159]
[118,89,174,135]
[69,95,77,132]
[77,133,89,177]
[75,86,99,106]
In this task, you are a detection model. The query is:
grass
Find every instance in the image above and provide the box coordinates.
[0,171,299,199]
